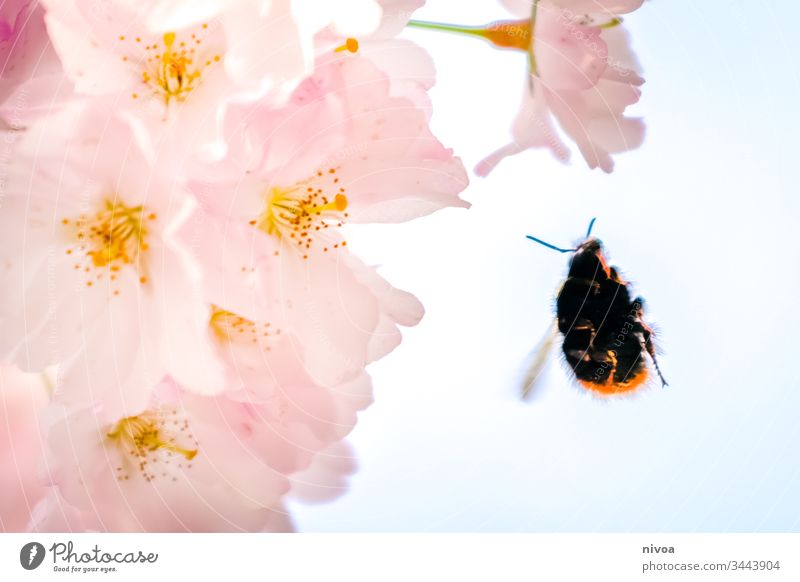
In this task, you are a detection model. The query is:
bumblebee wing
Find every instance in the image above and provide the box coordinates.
[522,318,560,400]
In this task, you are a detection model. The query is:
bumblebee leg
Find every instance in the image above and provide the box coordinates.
[641,326,668,387]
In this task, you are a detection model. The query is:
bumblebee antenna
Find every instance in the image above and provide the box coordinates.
[585,217,597,238]
[527,218,598,253]
[525,235,576,254]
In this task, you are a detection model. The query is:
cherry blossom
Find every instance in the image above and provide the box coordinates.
[181,50,468,385]
[408,0,644,174]
[40,0,255,161]
[35,351,368,532]
[473,0,645,174]
[37,0,428,162]
[40,377,294,532]
[0,105,225,417]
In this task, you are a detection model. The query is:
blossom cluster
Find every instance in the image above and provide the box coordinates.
[0,0,468,532]
[0,0,646,532]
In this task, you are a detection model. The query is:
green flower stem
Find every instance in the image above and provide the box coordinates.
[406,20,488,40]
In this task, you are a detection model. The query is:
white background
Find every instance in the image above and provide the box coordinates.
[289,0,800,531]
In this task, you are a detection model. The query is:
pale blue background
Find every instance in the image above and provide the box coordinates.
[290,0,800,531]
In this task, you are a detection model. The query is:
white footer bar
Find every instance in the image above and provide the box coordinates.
[1,533,797,581]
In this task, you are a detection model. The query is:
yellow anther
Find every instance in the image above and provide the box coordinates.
[335,38,359,53]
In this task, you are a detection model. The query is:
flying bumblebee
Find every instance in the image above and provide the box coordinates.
[523,219,667,398]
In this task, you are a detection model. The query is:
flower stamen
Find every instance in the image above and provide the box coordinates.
[334,38,360,53]
[254,173,349,258]
[64,199,156,289]
[210,306,280,346]
[107,411,198,482]
[121,26,222,104]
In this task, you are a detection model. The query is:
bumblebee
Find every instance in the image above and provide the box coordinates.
[524,219,667,397]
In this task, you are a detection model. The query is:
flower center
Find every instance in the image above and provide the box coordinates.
[210,306,280,347]
[63,199,156,288]
[107,411,198,482]
[253,172,349,259]
[121,28,221,104]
